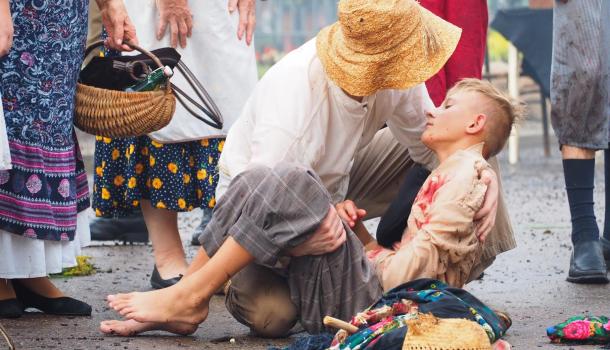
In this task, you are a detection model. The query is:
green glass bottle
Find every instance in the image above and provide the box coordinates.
[126,66,173,92]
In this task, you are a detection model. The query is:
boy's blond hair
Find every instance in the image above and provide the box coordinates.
[447,78,524,158]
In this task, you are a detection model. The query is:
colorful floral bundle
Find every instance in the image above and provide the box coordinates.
[547,316,610,344]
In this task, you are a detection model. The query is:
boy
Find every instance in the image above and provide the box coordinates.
[339,79,522,291]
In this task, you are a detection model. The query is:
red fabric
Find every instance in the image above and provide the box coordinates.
[419,0,488,106]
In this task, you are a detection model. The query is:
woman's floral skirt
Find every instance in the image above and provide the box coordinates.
[92,136,223,217]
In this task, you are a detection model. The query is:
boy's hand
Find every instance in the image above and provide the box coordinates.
[289,205,346,256]
[474,169,499,243]
[336,200,366,228]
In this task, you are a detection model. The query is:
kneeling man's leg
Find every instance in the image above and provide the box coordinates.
[225,264,297,338]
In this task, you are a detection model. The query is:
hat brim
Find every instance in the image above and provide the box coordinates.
[316,6,462,96]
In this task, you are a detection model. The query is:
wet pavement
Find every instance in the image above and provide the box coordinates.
[3,134,610,349]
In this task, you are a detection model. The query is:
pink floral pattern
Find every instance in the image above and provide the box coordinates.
[563,320,591,340]
[25,174,42,194]
[58,178,70,198]
[23,228,37,239]
[0,170,9,185]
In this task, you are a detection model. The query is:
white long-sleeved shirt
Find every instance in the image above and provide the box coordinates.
[216,39,436,203]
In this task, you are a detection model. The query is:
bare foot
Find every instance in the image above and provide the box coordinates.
[107,284,209,325]
[100,319,197,336]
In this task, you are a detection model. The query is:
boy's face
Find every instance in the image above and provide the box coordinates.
[421,89,487,150]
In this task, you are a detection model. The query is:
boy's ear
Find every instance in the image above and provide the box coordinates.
[465,113,487,135]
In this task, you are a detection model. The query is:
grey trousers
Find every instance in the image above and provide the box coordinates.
[551,0,610,149]
[200,163,382,335]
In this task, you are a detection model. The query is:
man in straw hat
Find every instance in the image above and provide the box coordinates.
[99,0,515,337]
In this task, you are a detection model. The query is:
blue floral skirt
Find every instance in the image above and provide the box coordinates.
[92,136,223,217]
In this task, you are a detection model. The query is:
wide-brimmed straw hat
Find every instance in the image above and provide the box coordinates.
[402,314,492,350]
[316,0,462,96]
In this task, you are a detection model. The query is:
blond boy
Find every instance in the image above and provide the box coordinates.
[341,79,522,290]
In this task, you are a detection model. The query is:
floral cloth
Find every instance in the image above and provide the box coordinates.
[547,316,610,344]
[93,136,223,216]
[272,279,510,350]
[367,143,490,290]
[0,0,89,241]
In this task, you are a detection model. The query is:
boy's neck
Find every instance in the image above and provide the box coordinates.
[433,139,484,164]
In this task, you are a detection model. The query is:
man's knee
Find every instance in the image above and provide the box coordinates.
[225,265,298,338]
[243,289,298,338]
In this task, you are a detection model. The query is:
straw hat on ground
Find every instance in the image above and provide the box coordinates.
[316,0,462,96]
[402,314,492,350]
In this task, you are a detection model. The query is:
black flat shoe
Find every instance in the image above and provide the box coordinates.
[0,298,23,319]
[566,240,609,284]
[602,237,610,265]
[12,281,92,316]
[150,266,182,290]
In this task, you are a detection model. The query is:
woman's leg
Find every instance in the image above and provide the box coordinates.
[14,277,63,298]
[562,145,608,283]
[0,279,16,301]
[141,200,188,279]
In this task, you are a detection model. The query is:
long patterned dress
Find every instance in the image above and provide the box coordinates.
[0,0,90,278]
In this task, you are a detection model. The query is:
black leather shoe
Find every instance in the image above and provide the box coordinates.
[12,280,92,316]
[90,213,148,244]
[602,237,610,264]
[150,266,182,290]
[0,299,23,319]
[566,240,609,284]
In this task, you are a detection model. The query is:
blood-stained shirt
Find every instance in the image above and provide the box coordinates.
[368,143,490,290]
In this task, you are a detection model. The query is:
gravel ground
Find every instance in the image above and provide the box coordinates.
[2,134,610,350]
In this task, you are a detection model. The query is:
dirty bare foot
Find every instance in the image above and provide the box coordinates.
[107,284,209,325]
[100,319,197,336]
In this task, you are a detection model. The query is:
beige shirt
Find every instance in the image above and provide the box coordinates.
[368,143,490,291]
[216,39,436,202]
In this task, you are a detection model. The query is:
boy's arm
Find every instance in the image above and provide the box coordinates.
[374,163,490,290]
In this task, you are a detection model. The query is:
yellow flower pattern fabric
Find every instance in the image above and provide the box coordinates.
[92,136,223,216]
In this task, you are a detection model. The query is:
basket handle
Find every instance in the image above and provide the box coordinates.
[84,40,172,92]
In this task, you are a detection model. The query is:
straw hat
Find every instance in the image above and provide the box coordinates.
[403,314,492,350]
[316,0,462,96]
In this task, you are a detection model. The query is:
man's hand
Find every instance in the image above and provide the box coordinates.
[96,0,139,51]
[155,0,193,48]
[228,0,256,46]
[474,168,499,243]
[335,200,366,228]
[0,0,13,57]
[289,205,346,257]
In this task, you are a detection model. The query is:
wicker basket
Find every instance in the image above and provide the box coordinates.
[74,41,176,138]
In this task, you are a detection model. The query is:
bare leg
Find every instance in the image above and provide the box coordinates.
[106,237,254,325]
[15,277,64,298]
[184,248,210,277]
[141,199,188,278]
[561,145,595,160]
[0,279,16,300]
